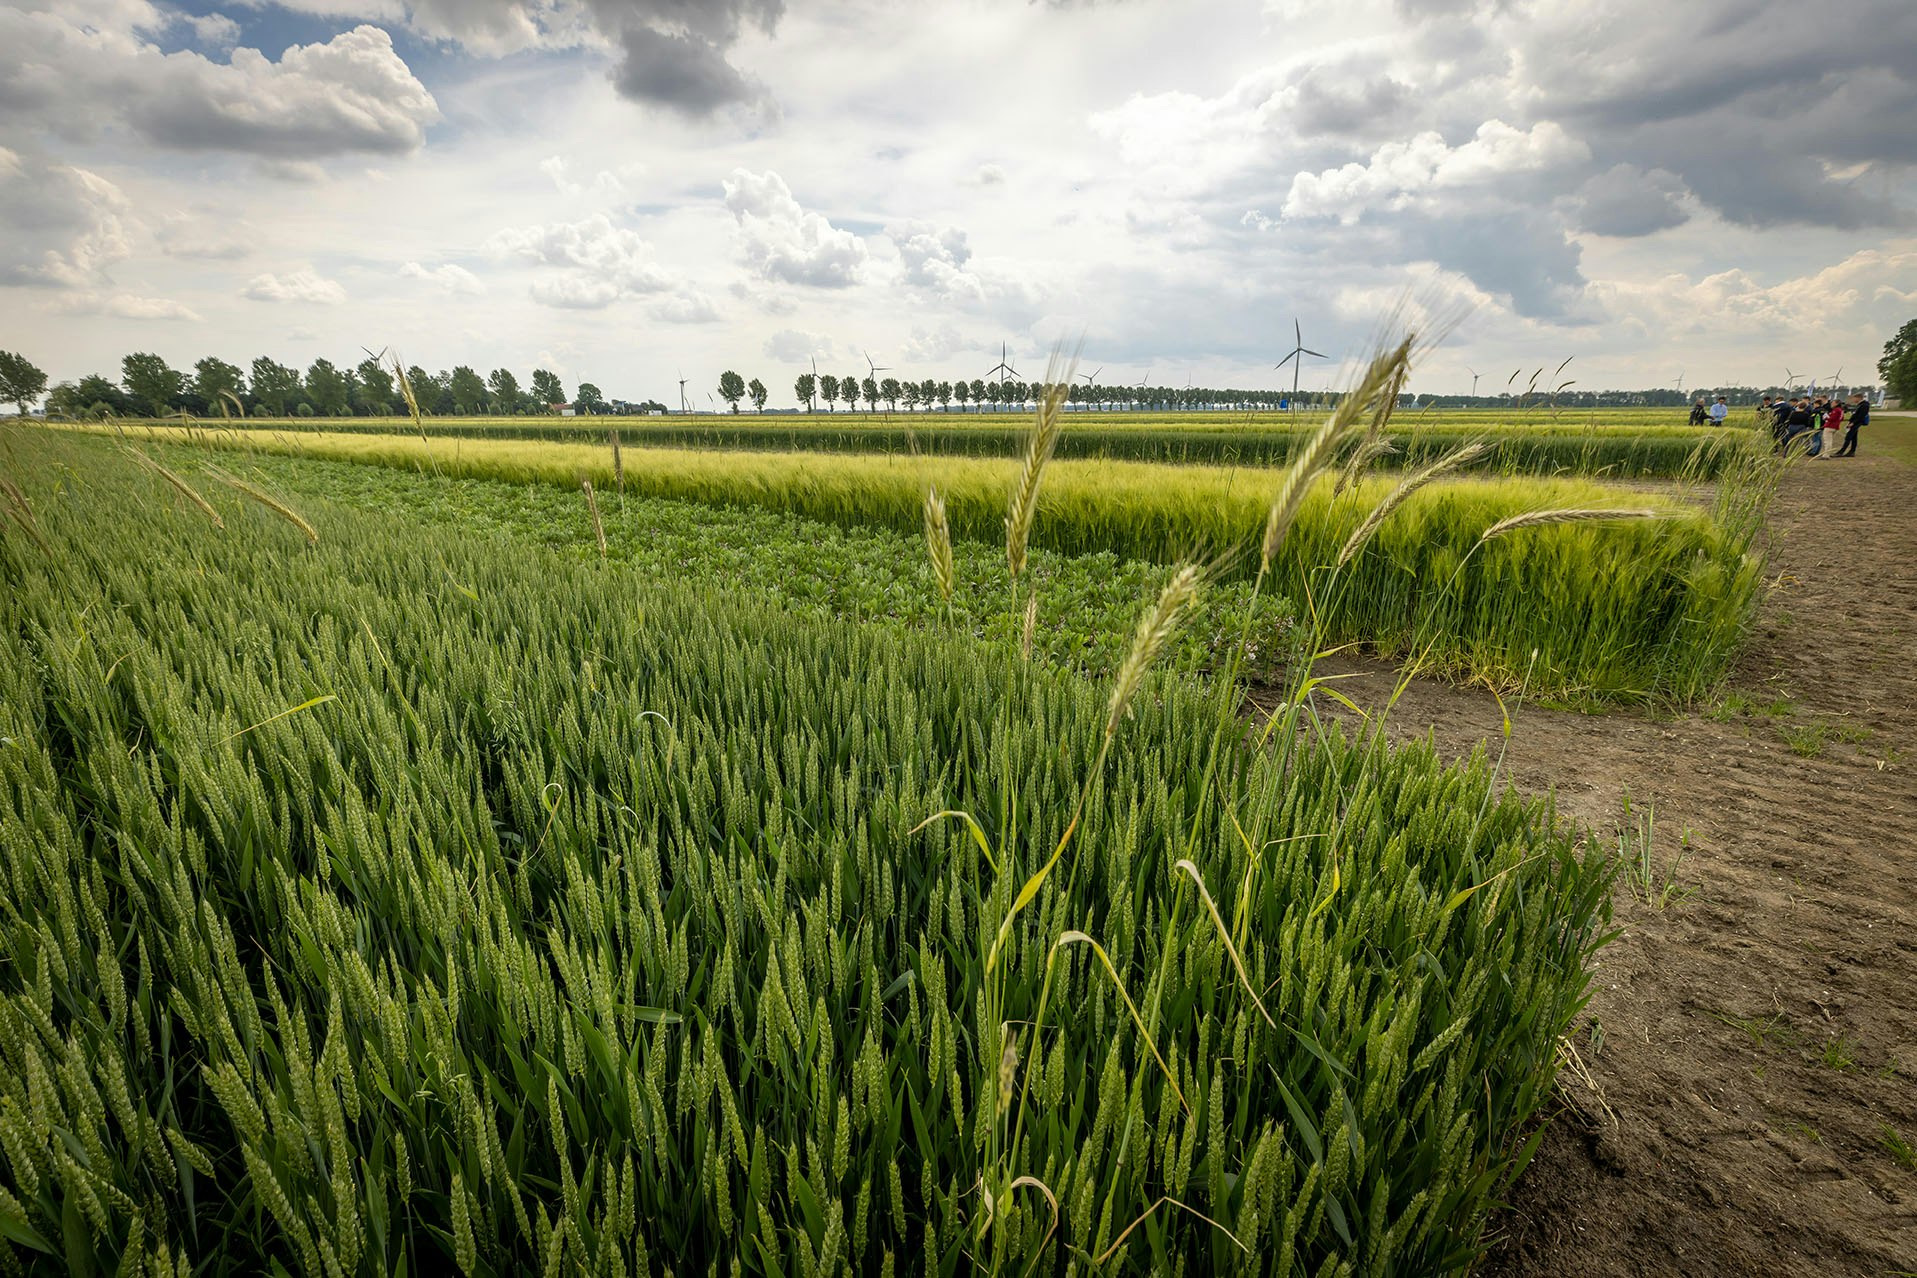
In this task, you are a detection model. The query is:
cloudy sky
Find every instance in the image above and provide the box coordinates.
[3,0,1914,403]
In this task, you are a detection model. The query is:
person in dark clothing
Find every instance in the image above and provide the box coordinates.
[1782,398,1817,454]
[1834,393,1869,457]
[1770,396,1794,449]
[1689,398,1708,425]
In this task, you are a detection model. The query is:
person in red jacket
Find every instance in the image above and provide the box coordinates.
[1818,397,1844,460]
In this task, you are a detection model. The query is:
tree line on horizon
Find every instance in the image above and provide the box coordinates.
[0,341,1904,421]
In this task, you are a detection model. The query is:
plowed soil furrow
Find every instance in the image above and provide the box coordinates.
[1270,449,1917,1275]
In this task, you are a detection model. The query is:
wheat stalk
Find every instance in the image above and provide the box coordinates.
[129,447,225,530]
[204,467,318,543]
[1336,441,1489,566]
[582,479,607,559]
[1262,336,1414,567]
[609,431,624,499]
[922,485,955,602]
[1020,590,1038,659]
[1004,342,1080,581]
[1475,507,1668,546]
[1105,564,1201,737]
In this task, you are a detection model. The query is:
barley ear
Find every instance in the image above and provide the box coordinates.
[129,447,225,530]
[204,466,319,544]
[1336,441,1489,566]
[1475,507,1668,547]
[1262,335,1414,567]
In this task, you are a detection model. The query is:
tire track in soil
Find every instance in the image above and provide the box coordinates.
[1265,451,1917,1276]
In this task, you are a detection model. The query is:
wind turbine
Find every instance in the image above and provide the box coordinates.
[677,370,690,414]
[1827,366,1844,392]
[1783,366,1802,392]
[1076,366,1102,387]
[863,350,891,380]
[1465,366,1481,400]
[1274,318,1326,409]
[987,342,1022,383]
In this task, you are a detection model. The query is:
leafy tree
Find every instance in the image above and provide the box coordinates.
[953,380,970,412]
[530,369,565,410]
[488,368,521,414]
[122,353,184,416]
[0,351,49,413]
[900,382,919,412]
[1886,344,1917,405]
[718,370,746,413]
[839,374,858,412]
[794,372,816,411]
[818,374,838,412]
[574,382,607,414]
[880,377,901,411]
[192,357,246,415]
[1879,318,1917,384]
[747,378,768,413]
[403,366,438,415]
[305,359,352,416]
[448,366,487,415]
[970,379,986,409]
[922,379,940,411]
[937,380,953,411]
[78,374,134,417]
[861,377,879,412]
[250,357,301,416]
[354,357,396,415]
[985,381,1003,411]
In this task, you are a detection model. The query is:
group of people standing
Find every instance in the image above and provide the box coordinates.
[1762,392,1870,458]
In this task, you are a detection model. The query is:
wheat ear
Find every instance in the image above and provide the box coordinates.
[1005,341,1080,581]
[582,479,607,559]
[1105,564,1201,737]
[923,485,955,602]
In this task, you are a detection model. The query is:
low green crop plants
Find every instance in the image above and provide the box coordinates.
[0,348,1618,1276]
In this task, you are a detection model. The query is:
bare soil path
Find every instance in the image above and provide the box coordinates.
[1286,447,1917,1275]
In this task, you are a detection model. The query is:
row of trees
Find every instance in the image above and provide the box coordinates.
[6,334,1908,420]
[15,351,600,420]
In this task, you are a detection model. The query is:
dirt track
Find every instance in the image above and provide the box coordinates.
[1298,449,1917,1275]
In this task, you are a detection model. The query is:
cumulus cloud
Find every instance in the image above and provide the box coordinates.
[723,169,868,288]
[538,156,636,199]
[242,269,347,303]
[0,153,133,289]
[400,261,485,294]
[1282,121,1590,224]
[651,290,721,324]
[487,213,675,309]
[237,0,781,114]
[0,14,439,158]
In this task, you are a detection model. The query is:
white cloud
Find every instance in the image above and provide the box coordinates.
[762,329,836,362]
[157,212,254,260]
[723,169,867,288]
[242,269,347,304]
[400,261,485,294]
[0,155,133,288]
[183,12,242,48]
[538,155,638,199]
[1282,121,1591,224]
[651,290,721,324]
[487,212,674,309]
[103,293,203,321]
[0,14,439,158]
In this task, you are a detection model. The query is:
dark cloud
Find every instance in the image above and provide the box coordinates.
[1574,164,1690,237]
[611,24,764,114]
[1404,207,1586,319]
[585,0,782,114]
